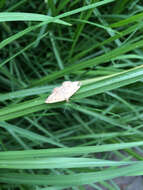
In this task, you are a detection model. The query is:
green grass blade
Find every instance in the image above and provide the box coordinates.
[1,141,143,159]
[0,163,143,186]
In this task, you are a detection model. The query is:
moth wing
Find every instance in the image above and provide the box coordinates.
[62,81,81,100]
[45,87,66,103]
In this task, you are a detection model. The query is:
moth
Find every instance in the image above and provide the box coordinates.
[45,81,81,103]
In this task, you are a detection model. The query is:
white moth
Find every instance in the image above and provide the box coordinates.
[45,81,81,103]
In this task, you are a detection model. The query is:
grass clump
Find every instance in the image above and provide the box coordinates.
[1,0,143,189]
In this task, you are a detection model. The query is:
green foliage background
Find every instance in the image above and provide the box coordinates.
[1,0,143,189]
